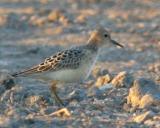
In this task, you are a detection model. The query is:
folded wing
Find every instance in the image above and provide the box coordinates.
[12,48,85,77]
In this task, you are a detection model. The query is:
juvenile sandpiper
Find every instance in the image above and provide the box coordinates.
[12,26,123,106]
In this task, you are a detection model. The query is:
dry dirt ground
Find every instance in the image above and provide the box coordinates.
[0,0,160,128]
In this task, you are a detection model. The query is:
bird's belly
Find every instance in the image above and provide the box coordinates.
[43,68,87,82]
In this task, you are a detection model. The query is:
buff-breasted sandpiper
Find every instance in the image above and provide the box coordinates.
[12,26,123,106]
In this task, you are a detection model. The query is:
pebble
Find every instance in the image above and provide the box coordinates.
[75,15,86,24]
[95,74,112,87]
[49,108,71,117]
[111,71,134,88]
[6,13,29,30]
[92,67,109,79]
[0,71,15,90]
[29,15,47,26]
[132,111,155,123]
[47,10,63,22]
[127,78,160,109]
[67,89,87,102]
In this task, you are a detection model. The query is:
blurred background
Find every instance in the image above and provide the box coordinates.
[0,0,159,79]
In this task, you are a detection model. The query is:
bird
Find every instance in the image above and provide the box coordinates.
[12,26,123,106]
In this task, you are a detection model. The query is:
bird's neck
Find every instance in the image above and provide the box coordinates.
[86,37,101,52]
[86,42,99,52]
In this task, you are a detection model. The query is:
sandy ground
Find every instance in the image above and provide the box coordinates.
[0,0,160,127]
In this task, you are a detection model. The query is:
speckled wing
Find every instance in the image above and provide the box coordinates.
[12,48,85,77]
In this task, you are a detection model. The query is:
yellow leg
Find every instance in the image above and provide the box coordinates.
[50,81,64,106]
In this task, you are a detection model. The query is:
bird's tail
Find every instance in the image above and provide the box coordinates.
[11,66,39,77]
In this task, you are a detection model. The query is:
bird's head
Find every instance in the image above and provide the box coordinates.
[88,26,124,49]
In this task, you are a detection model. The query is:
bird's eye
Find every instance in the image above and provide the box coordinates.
[104,34,108,38]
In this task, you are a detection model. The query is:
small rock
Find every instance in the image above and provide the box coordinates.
[133,111,155,123]
[95,74,112,87]
[87,84,112,99]
[92,67,109,79]
[5,107,16,116]
[48,10,63,22]
[148,63,160,73]
[155,75,160,84]
[75,15,86,24]
[0,115,10,127]
[0,71,15,90]
[29,15,47,26]
[127,78,160,109]
[25,47,40,54]
[97,83,113,96]
[111,71,134,88]
[25,95,42,106]
[6,13,29,30]
[47,9,70,25]
[84,80,94,88]
[144,119,156,127]
[49,108,71,117]
[140,94,155,108]
[59,15,70,26]
[123,103,131,112]
[44,27,63,35]
[153,116,160,120]
[40,0,49,4]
